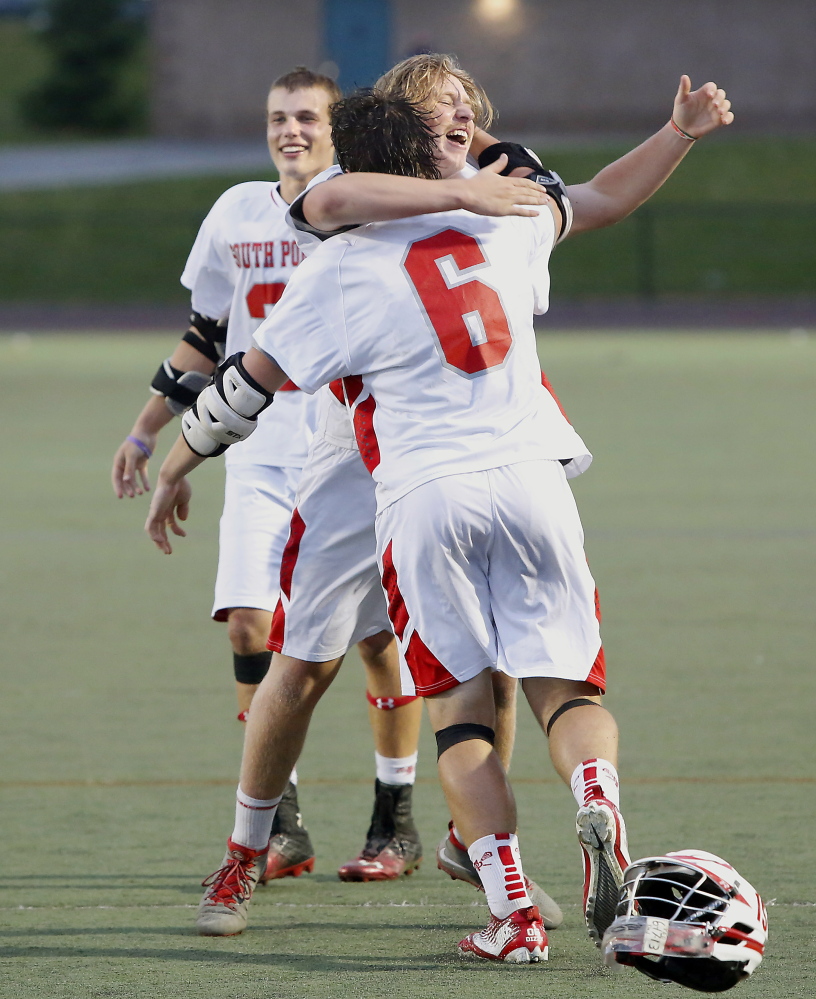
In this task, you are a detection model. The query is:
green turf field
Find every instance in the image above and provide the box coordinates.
[1,331,814,998]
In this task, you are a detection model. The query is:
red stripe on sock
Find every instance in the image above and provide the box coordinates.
[497,845,515,866]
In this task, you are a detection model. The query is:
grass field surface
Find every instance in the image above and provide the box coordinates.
[1,331,814,998]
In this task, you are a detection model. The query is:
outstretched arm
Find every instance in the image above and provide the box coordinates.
[566,76,733,235]
[145,348,287,554]
[299,157,549,231]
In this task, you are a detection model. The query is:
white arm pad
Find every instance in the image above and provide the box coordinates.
[180,352,274,457]
[219,363,270,418]
[182,383,257,455]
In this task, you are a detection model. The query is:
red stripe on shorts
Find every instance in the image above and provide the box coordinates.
[380,541,409,640]
[380,542,459,696]
[278,379,300,391]
[353,394,380,473]
[267,599,285,652]
[404,630,459,696]
[329,379,345,403]
[267,508,306,653]
[586,586,606,691]
[278,508,306,600]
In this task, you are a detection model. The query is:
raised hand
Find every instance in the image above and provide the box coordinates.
[672,75,734,139]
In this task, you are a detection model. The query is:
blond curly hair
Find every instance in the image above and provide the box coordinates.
[375,53,493,128]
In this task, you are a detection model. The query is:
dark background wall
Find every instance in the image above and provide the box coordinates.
[151,0,816,138]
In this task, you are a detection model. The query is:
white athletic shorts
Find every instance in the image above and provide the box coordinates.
[376,459,606,697]
[212,462,302,620]
[267,436,391,661]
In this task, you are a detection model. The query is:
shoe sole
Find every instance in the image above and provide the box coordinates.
[458,942,548,964]
[196,922,245,937]
[258,855,315,885]
[337,858,421,882]
[576,803,626,945]
[195,907,249,937]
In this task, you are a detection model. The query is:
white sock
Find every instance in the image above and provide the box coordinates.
[231,786,281,851]
[570,758,620,809]
[468,832,532,919]
[375,751,418,785]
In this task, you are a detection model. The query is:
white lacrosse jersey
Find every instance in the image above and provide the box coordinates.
[181,181,317,468]
[254,203,591,510]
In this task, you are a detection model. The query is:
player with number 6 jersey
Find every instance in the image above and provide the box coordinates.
[261,208,591,512]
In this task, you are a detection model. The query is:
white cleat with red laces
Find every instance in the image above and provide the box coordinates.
[196,838,268,936]
[576,797,630,946]
[458,905,549,964]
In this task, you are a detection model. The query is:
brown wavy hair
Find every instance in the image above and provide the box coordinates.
[331,91,441,179]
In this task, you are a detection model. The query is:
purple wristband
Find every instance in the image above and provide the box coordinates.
[127,435,153,459]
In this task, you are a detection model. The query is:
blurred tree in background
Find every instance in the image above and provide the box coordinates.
[20,0,146,133]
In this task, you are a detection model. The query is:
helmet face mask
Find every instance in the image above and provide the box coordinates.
[603,850,767,993]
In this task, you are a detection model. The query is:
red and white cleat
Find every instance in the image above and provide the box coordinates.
[576,797,631,946]
[458,905,549,964]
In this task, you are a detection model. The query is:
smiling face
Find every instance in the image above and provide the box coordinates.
[423,74,475,178]
[266,86,335,198]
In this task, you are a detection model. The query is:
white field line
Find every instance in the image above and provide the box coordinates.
[2,901,812,913]
[3,901,491,912]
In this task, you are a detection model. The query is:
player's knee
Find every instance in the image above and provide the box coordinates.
[227,607,271,655]
[357,630,396,666]
[435,722,495,760]
[270,655,344,712]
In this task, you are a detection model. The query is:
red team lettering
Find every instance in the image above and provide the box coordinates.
[229,240,304,269]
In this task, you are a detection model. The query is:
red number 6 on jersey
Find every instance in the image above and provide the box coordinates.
[402,229,512,376]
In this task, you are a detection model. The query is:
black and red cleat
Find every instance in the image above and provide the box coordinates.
[338,780,422,881]
[257,780,315,885]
